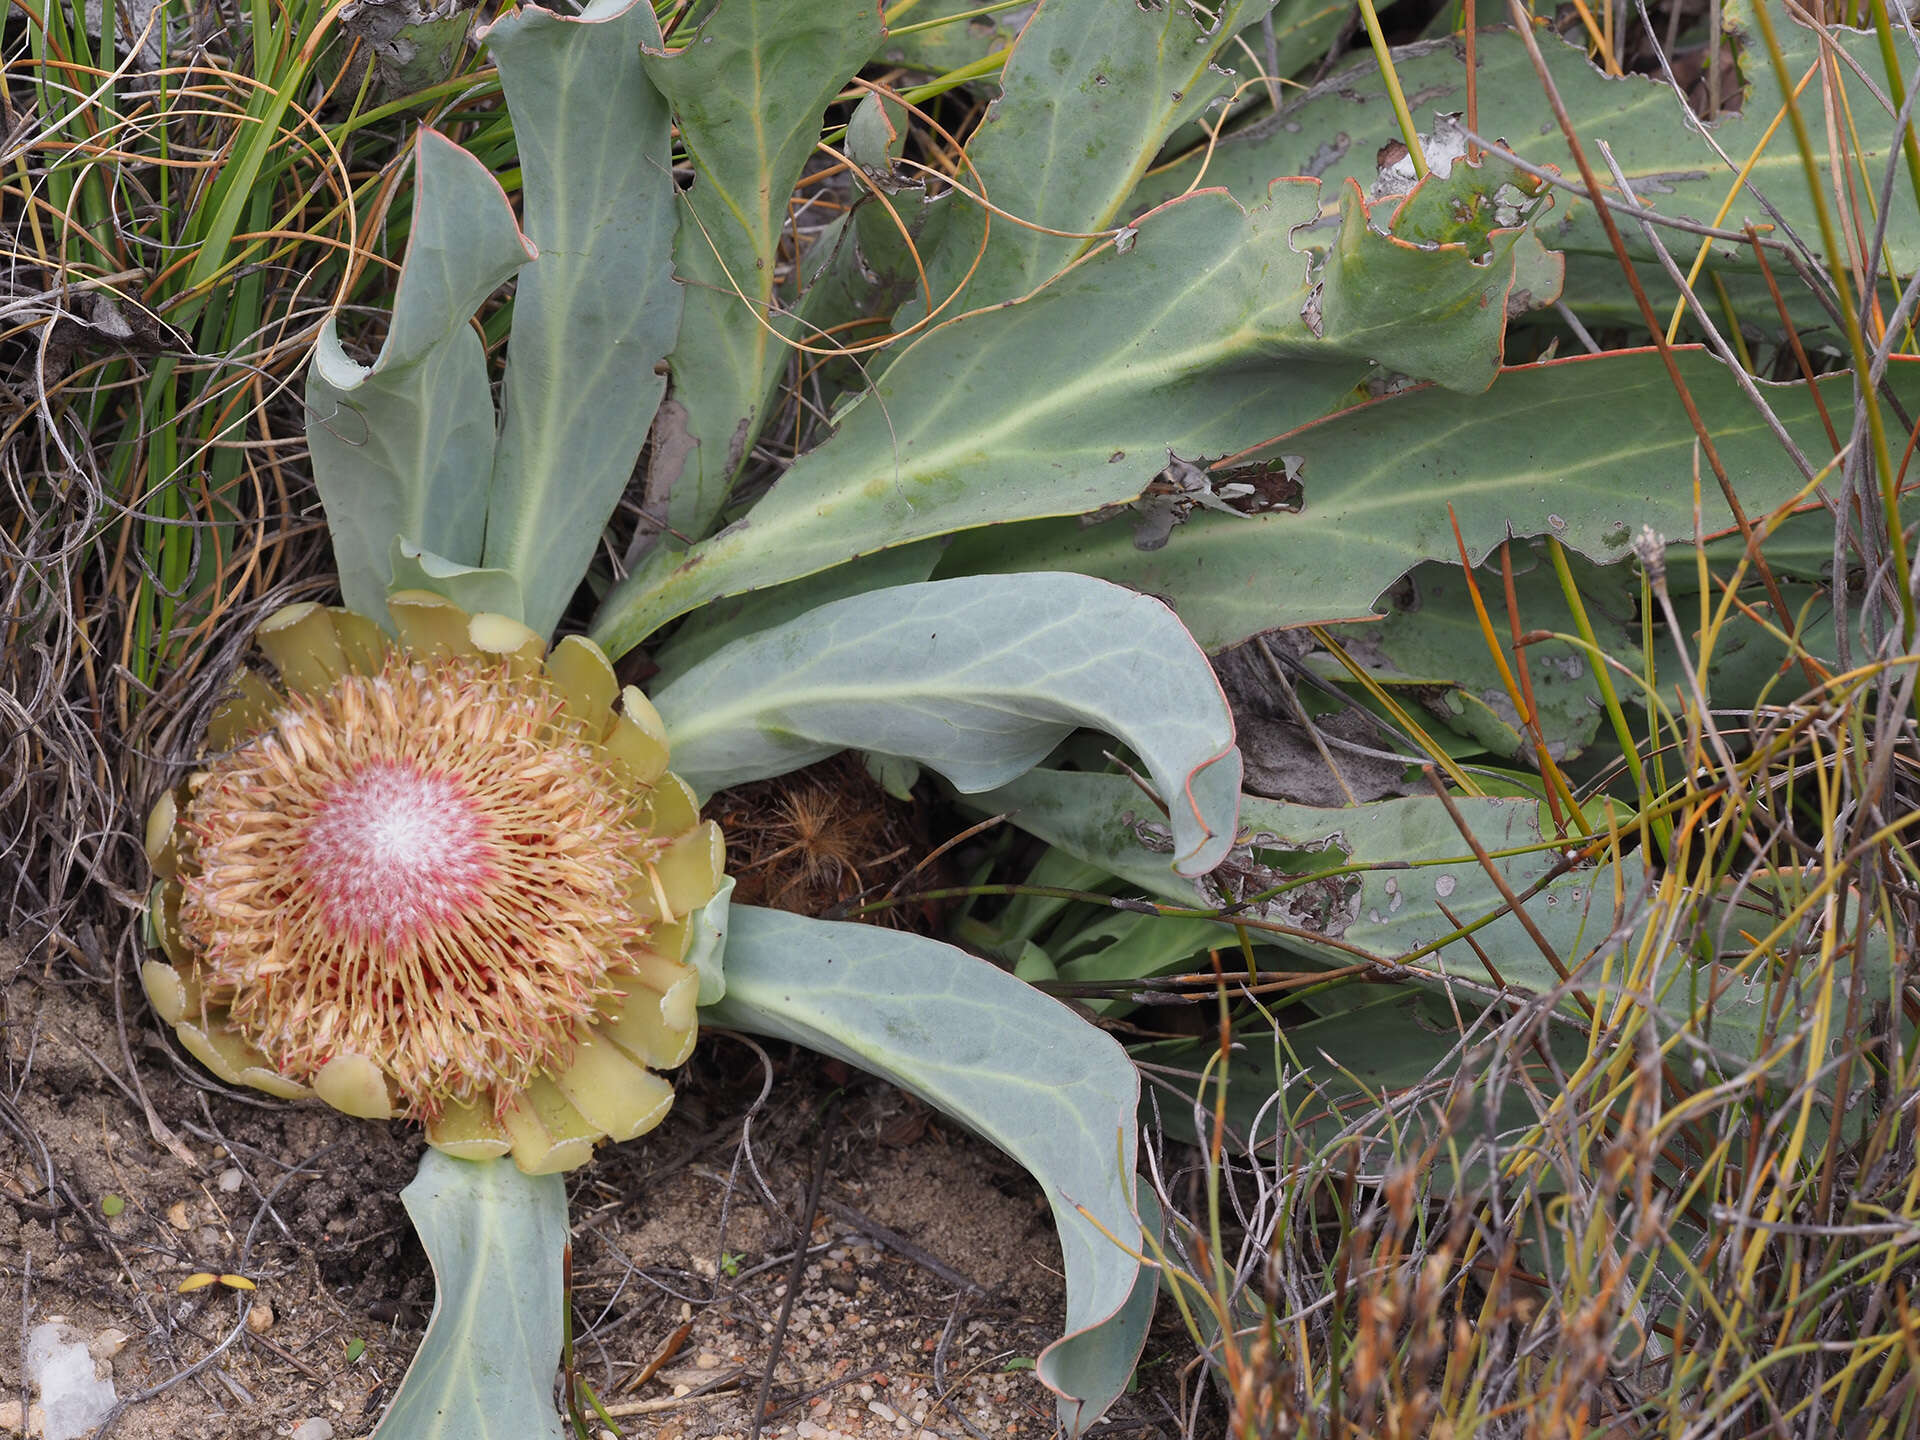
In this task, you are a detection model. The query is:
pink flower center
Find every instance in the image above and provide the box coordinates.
[300,761,496,945]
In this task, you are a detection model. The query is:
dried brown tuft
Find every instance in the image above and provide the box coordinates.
[709,753,930,927]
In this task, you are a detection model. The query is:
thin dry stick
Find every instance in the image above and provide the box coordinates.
[746,1097,840,1440]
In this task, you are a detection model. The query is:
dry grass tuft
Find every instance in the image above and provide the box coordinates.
[709,753,940,930]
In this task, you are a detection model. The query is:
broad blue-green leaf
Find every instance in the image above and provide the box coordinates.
[642,0,884,543]
[478,0,681,641]
[704,905,1149,1436]
[971,766,1577,1005]
[873,0,1022,74]
[1697,508,1836,589]
[938,348,1871,649]
[372,1150,568,1440]
[788,175,949,397]
[1644,581,1837,718]
[909,0,1278,315]
[595,166,1538,655]
[1152,0,1352,161]
[1049,911,1237,1014]
[973,767,1569,978]
[1138,993,1592,1185]
[1041,1178,1160,1439]
[953,846,1120,962]
[306,130,533,626]
[646,540,944,690]
[653,574,1242,875]
[1308,549,1638,763]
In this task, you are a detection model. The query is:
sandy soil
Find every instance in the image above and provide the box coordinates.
[0,939,1201,1440]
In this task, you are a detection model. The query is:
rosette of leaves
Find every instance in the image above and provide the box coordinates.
[137,1,1259,1435]
[150,0,1916,1428]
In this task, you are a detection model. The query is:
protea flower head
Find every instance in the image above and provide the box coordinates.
[142,592,724,1174]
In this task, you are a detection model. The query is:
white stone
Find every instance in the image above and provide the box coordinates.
[218,1168,243,1193]
[291,1420,335,1440]
[27,1323,116,1440]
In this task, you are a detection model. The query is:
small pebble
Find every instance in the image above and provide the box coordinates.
[868,1400,898,1423]
[246,1304,274,1334]
[291,1420,334,1440]
[218,1167,243,1193]
[166,1200,190,1231]
[694,1351,720,1369]
[89,1329,129,1361]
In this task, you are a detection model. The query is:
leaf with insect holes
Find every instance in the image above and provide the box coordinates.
[937,348,1891,650]
[706,905,1152,1437]
[973,768,1896,1079]
[1129,13,1919,322]
[595,158,1544,655]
